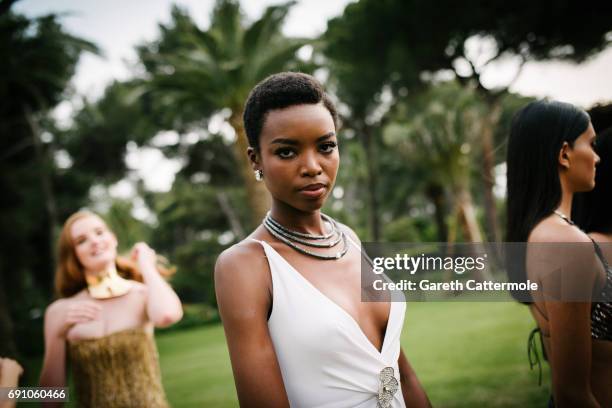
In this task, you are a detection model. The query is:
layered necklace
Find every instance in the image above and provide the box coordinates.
[263,211,348,260]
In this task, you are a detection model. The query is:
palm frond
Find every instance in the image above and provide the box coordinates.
[243,1,296,60]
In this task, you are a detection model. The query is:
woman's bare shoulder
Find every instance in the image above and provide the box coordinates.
[528,215,602,291]
[44,298,66,319]
[44,290,86,317]
[216,235,267,270]
[529,215,592,244]
[214,229,274,321]
[214,230,272,292]
[337,222,361,245]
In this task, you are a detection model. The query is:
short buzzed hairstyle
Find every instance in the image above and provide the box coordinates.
[243,72,338,150]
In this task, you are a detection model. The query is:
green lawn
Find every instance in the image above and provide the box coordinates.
[400,302,550,408]
[156,302,550,407]
[18,302,549,407]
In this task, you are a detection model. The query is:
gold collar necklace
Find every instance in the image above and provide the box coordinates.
[85,266,131,299]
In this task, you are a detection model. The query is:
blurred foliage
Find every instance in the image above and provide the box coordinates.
[136,0,312,127]
[103,199,154,252]
[136,0,314,222]
[383,216,437,243]
[177,134,242,186]
[385,82,486,191]
[157,303,220,334]
[147,178,249,304]
[324,0,611,243]
[60,81,158,181]
[0,8,98,356]
[384,82,487,241]
[325,0,611,94]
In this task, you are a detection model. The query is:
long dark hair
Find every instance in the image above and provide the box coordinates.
[574,127,612,234]
[505,100,590,301]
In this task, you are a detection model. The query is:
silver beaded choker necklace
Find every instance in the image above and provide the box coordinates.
[554,210,575,225]
[263,212,348,260]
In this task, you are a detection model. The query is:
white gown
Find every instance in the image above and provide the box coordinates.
[254,238,407,408]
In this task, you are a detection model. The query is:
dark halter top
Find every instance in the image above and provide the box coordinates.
[528,213,612,386]
[556,212,612,341]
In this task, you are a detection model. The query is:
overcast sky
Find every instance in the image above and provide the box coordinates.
[15,0,355,99]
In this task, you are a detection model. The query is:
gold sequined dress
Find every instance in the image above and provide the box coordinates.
[68,327,169,407]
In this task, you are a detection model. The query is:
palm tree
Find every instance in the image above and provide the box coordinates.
[383,82,485,243]
[0,7,97,355]
[138,0,311,224]
[384,82,499,283]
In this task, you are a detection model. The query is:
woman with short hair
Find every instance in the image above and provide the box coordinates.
[215,72,430,408]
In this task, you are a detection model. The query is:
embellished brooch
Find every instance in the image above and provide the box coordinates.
[377,366,399,408]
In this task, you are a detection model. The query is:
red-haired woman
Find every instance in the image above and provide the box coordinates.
[39,211,183,407]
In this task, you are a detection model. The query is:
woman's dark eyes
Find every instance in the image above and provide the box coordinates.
[275,142,337,159]
[319,142,337,153]
[276,148,296,159]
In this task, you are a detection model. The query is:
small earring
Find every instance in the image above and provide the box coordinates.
[254,169,263,181]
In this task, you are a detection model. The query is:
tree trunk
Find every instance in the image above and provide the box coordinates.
[426,183,448,242]
[456,188,482,243]
[228,110,271,226]
[0,270,17,356]
[216,190,245,239]
[480,116,497,242]
[479,100,504,271]
[361,125,380,241]
[455,187,494,281]
[480,100,502,243]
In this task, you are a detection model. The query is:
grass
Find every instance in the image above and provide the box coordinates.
[156,302,549,407]
[18,302,550,407]
[400,302,550,408]
[156,324,236,407]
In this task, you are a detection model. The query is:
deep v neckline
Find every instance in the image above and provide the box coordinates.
[261,240,394,355]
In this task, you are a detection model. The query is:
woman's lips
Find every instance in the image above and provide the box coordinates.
[90,246,109,256]
[299,184,327,199]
